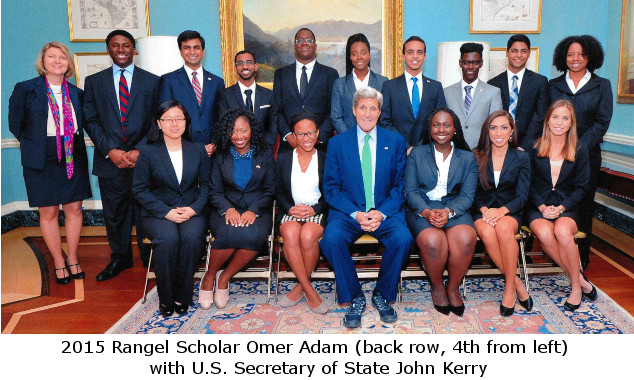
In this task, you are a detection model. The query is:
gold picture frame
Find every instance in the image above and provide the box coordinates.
[219,0,404,88]
[67,0,151,42]
[470,0,542,34]
[617,0,634,104]
[489,47,539,78]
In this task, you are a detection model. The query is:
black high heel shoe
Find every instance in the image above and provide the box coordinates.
[65,258,85,280]
[563,300,580,311]
[159,303,174,317]
[580,270,597,301]
[518,296,534,311]
[449,304,465,317]
[433,303,451,315]
[55,267,71,285]
[500,303,515,316]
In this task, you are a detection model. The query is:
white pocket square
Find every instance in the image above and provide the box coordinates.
[260,104,270,108]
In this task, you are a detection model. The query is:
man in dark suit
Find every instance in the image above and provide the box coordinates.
[380,36,446,152]
[488,34,550,150]
[84,30,159,281]
[218,50,276,148]
[158,30,225,156]
[273,28,338,152]
[319,87,414,328]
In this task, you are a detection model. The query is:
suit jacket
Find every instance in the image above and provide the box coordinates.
[275,149,327,215]
[218,82,277,147]
[83,65,160,178]
[273,62,339,144]
[158,67,224,145]
[209,149,275,216]
[380,74,446,147]
[132,140,211,219]
[488,69,550,150]
[9,76,88,170]
[404,144,478,218]
[529,143,590,212]
[444,80,503,150]
[331,71,388,133]
[549,73,613,156]
[472,148,531,214]
[323,126,408,221]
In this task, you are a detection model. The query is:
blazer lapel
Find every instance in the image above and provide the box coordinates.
[244,151,262,190]
[515,71,529,109]
[550,75,572,96]
[499,72,511,107]
[347,130,365,197]
[231,83,245,108]
[180,141,197,189]
[35,76,49,117]
[287,64,302,101]
[451,84,467,119]
[368,71,379,89]
[575,74,602,95]
[556,158,574,187]
[416,76,434,121]
[103,68,120,117]
[468,81,486,114]
[345,74,357,100]
[126,67,144,113]
[253,85,264,118]
[424,144,439,186]
[447,148,460,188]
[158,143,181,189]
[69,84,82,126]
[499,148,515,182]
[303,62,321,102]
[397,75,415,119]
[178,67,199,107]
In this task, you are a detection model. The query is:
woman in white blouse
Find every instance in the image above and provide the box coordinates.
[404,108,478,317]
[133,100,210,317]
[275,110,328,314]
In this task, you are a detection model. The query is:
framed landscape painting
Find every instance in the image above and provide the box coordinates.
[618,0,634,104]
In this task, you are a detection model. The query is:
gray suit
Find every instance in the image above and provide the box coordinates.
[444,80,502,149]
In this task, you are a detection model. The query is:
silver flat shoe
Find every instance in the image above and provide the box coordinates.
[310,301,329,315]
[278,294,304,307]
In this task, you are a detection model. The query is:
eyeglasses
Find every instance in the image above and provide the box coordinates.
[294,130,318,138]
[459,59,482,66]
[159,118,186,124]
[295,38,315,45]
[235,60,255,66]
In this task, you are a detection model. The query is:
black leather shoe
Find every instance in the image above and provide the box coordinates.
[563,301,580,311]
[55,267,72,285]
[159,303,174,317]
[580,270,598,301]
[433,303,451,315]
[95,261,132,282]
[449,304,465,317]
[174,303,189,315]
[518,296,534,311]
[65,258,85,280]
[500,303,515,316]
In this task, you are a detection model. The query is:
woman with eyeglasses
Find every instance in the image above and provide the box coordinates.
[199,108,275,310]
[132,100,210,317]
[331,33,388,133]
[275,110,328,314]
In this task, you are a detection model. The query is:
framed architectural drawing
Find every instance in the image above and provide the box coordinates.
[618,0,634,104]
[488,47,539,78]
[74,52,139,89]
[470,0,542,33]
[219,0,404,87]
[67,0,150,42]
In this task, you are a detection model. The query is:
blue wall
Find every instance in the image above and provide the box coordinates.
[2,0,633,206]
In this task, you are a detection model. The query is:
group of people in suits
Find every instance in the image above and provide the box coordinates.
[9,25,610,324]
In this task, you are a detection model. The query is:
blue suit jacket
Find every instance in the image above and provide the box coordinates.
[273,62,339,144]
[404,144,478,218]
[331,71,388,133]
[218,82,277,147]
[380,74,446,147]
[9,76,88,170]
[83,65,160,178]
[132,139,211,219]
[158,67,225,145]
[323,126,407,221]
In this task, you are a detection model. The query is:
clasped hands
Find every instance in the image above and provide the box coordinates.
[480,206,509,226]
[288,204,316,220]
[420,208,449,228]
[355,210,384,232]
[225,208,257,227]
[108,149,139,169]
[539,204,564,220]
[165,207,196,223]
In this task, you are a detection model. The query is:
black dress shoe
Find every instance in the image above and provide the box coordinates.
[563,301,581,311]
[55,267,72,285]
[65,258,85,280]
[449,304,465,317]
[518,296,534,311]
[500,303,515,316]
[580,270,598,301]
[159,303,174,317]
[433,303,451,315]
[174,303,189,315]
[95,261,132,282]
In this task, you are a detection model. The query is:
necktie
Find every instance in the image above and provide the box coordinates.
[361,134,373,211]
[192,71,202,105]
[118,69,128,140]
[464,85,473,114]
[244,89,254,113]
[411,77,420,118]
[509,75,519,119]
[300,66,308,99]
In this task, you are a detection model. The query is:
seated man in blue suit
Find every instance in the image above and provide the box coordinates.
[488,34,549,150]
[274,28,339,152]
[319,87,414,328]
[218,50,276,148]
[380,36,446,152]
[158,30,225,156]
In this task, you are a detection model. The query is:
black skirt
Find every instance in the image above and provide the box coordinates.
[209,208,272,251]
[23,136,92,207]
[526,193,580,226]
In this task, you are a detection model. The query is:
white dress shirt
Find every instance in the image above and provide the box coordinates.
[295,59,316,90]
[290,149,321,206]
[168,149,183,184]
[461,78,480,103]
[353,69,371,91]
[404,71,423,103]
[237,81,256,106]
[183,65,204,92]
[506,67,526,93]
[426,142,454,201]
[566,70,591,94]
[112,63,134,99]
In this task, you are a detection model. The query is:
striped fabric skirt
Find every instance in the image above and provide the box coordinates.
[280,213,325,227]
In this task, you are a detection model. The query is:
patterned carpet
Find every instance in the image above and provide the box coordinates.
[108,276,634,334]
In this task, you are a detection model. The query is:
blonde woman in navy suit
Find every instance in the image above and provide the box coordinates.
[472,110,532,316]
[133,100,210,317]
[528,99,597,311]
[404,108,478,316]
[200,108,275,310]
[9,42,91,284]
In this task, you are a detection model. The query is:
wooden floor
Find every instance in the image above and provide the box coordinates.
[2,221,634,334]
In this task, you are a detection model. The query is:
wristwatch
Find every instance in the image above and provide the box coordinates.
[446,208,456,219]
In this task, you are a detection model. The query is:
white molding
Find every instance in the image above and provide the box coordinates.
[595,193,634,219]
[602,151,634,171]
[1,138,94,149]
[1,200,102,217]
[603,133,634,147]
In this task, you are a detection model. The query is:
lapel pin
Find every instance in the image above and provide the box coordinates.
[384,147,389,150]
[256,165,261,169]
[426,79,430,83]
[480,88,484,93]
